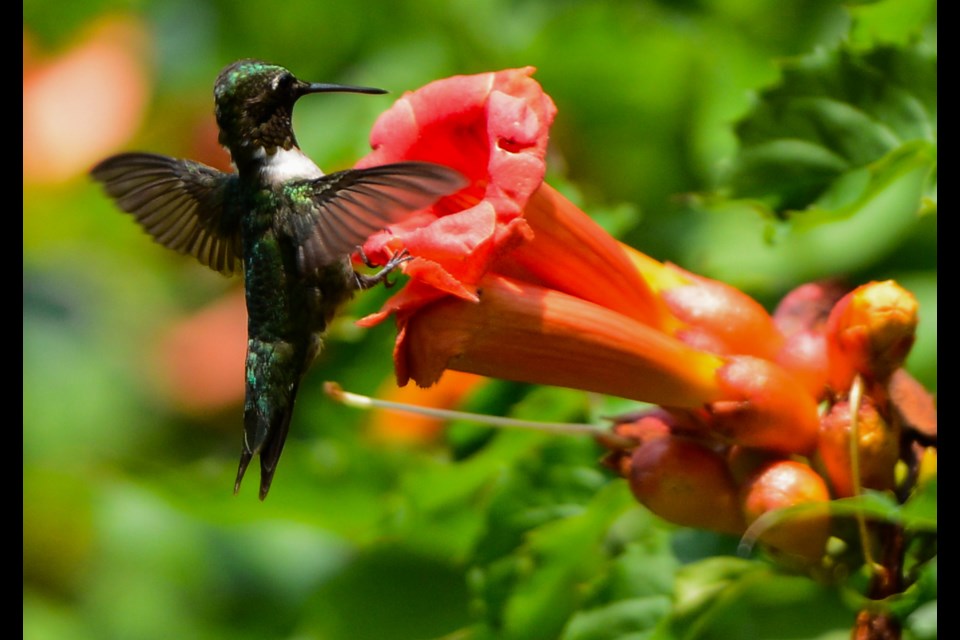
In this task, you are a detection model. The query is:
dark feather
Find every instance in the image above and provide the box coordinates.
[91,152,243,275]
[283,161,467,273]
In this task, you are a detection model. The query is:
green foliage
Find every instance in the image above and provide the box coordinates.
[24,2,935,639]
[681,38,936,294]
[728,43,936,210]
[663,559,853,640]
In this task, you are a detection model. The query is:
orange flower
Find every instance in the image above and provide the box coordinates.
[344,68,936,593]
[355,68,827,455]
[496,183,668,327]
[23,17,151,183]
[397,273,725,409]
[154,289,247,414]
[709,356,820,455]
[657,266,783,359]
[356,67,556,324]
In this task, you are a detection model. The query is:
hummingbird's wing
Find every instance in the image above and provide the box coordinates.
[91,152,243,275]
[284,161,467,273]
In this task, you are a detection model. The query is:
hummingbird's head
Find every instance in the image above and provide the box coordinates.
[213,59,386,159]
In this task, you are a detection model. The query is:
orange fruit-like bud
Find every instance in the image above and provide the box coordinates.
[818,399,899,498]
[661,267,783,360]
[773,280,848,337]
[826,281,918,390]
[628,436,745,535]
[711,356,820,454]
[741,460,831,562]
[775,329,830,400]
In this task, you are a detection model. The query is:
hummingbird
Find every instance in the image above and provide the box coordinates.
[91,59,466,499]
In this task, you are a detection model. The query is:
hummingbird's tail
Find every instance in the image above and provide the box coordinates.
[235,383,298,500]
[234,450,253,495]
[235,338,303,500]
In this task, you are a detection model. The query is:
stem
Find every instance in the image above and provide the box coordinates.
[850,373,910,640]
[849,374,882,575]
[324,381,635,448]
[854,524,906,640]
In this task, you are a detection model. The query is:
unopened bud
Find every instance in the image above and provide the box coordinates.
[775,329,830,399]
[628,436,745,535]
[741,460,831,562]
[662,267,783,359]
[773,280,848,337]
[711,356,820,454]
[818,398,899,498]
[826,281,918,390]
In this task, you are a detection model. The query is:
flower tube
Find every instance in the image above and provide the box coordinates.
[397,273,726,409]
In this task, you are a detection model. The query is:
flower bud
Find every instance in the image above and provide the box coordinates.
[741,460,831,562]
[628,436,744,535]
[661,267,783,360]
[770,281,840,399]
[711,356,820,454]
[826,281,918,390]
[775,329,830,399]
[773,280,848,337]
[818,399,899,498]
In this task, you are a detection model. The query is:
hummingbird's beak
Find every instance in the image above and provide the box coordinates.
[297,82,387,97]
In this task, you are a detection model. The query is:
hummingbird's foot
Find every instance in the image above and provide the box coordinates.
[354,248,411,290]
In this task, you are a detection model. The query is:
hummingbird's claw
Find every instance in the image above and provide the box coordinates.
[357,245,376,269]
[354,249,411,289]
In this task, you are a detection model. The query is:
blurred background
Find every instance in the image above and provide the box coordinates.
[24,1,935,639]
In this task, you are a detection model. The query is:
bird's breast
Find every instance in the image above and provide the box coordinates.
[243,231,353,341]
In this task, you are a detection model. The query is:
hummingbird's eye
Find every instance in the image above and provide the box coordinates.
[273,73,295,92]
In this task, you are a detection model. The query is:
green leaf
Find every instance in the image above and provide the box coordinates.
[905,600,938,640]
[301,543,472,640]
[603,540,680,601]
[830,491,936,532]
[683,141,934,291]
[497,483,637,640]
[901,477,937,526]
[561,596,673,640]
[665,559,852,640]
[727,42,936,213]
[848,0,937,47]
[679,37,937,292]
[671,557,760,620]
[741,488,936,555]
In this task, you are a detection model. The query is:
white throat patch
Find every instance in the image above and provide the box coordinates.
[256,147,324,183]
